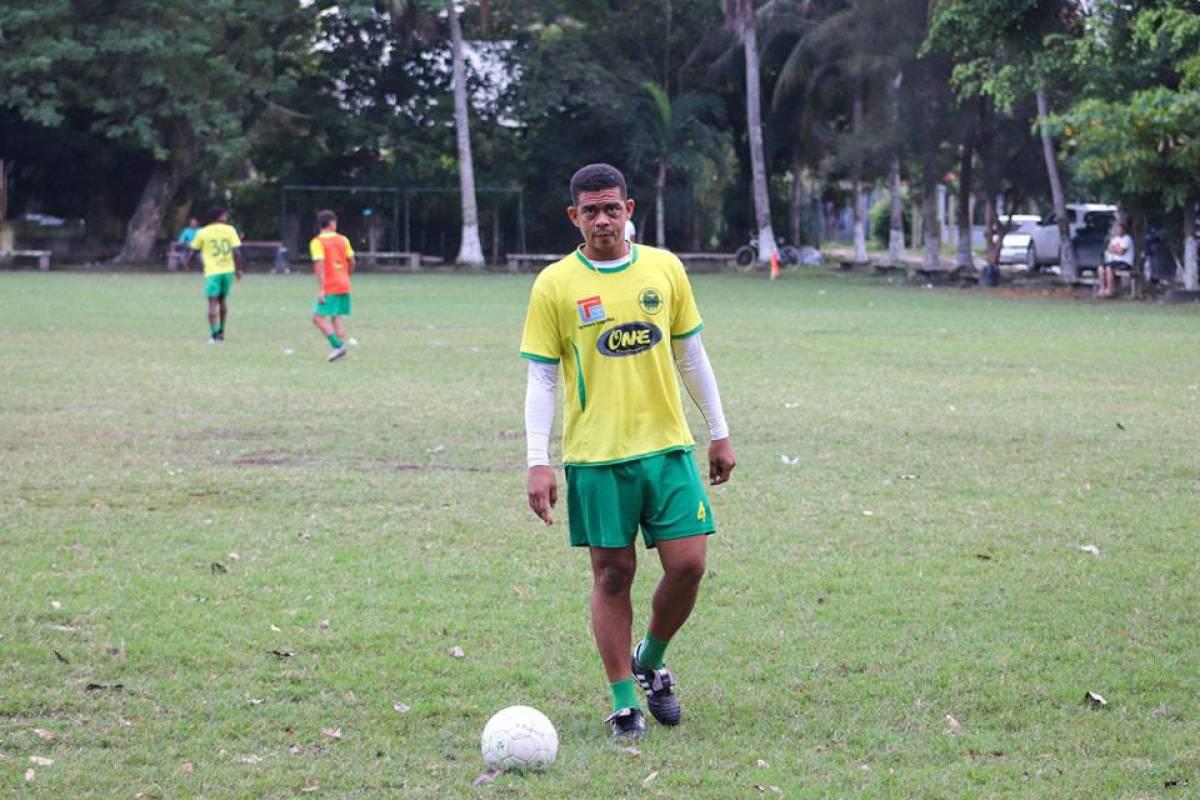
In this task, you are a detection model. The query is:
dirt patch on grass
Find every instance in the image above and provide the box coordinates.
[232,450,307,466]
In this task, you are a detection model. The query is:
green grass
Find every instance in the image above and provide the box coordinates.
[1,270,1198,799]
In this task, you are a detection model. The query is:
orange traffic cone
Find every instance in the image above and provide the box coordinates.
[770,250,781,281]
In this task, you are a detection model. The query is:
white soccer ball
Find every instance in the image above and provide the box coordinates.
[480,705,558,771]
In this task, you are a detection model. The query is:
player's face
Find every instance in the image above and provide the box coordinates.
[568,187,634,258]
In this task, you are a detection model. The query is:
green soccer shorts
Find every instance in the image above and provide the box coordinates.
[314,293,351,317]
[204,272,235,298]
[565,449,715,549]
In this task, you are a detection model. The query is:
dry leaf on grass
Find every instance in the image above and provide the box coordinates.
[270,624,282,633]
[24,769,35,782]
[53,650,70,664]
[33,729,55,741]
[447,646,465,658]
[318,619,330,631]
[320,727,342,740]
[618,746,640,756]
[269,649,294,658]
[393,703,411,713]
[643,770,659,786]
[180,762,193,774]
[473,767,502,787]
[756,759,769,767]
[1079,544,1100,555]
[29,756,54,766]
[234,754,262,764]
[51,600,62,610]
[1085,691,1108,707]
[300,778,320,793]
[944,714,962,735]
[84,682,123,691]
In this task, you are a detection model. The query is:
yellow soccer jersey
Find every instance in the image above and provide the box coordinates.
[519,244,705,466]
[190,223,242,276]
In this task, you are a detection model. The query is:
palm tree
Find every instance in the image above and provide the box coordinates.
[725,0,778,265]
[385,0,483,267]
[1035,86,1077,282]
[446,0,484,267]
[629,82,730,248]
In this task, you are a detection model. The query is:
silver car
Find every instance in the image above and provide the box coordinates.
[998,215,1044,266]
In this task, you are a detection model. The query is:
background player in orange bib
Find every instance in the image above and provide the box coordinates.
[309,210,356,362]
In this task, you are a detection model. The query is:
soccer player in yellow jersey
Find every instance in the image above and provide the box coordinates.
[185,207,244,342]
[520,163,736,739]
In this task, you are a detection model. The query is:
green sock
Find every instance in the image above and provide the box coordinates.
[610,678,638,713]
[210,324,220,336]
[635,633,669,670]
[327,333,343,348]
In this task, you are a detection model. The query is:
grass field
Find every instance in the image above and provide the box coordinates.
[1,269,1198,799]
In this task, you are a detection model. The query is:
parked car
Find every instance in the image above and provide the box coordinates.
[1024,203,1117,271]
[997,215,1044,266]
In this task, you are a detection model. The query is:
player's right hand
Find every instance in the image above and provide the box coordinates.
[317,293,326,304]
[527,466,557,526]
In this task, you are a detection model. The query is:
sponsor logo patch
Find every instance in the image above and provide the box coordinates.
[577,295,606,324]
[596,321,662,357]
[638,287,663,315]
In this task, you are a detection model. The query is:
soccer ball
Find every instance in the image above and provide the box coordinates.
[480,705,558,771]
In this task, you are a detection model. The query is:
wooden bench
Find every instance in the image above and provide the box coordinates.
[674,252,735,272]
[506,253,561,273]
[353,251,433,272]
[0,249,51,270]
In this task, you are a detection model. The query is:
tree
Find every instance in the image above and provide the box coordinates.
[1059,1,1200,291]
[0,0,326,262]
[725,0,778,264]
[629,82,730,248]
[927,0,1085,280]
[446,0,485,266]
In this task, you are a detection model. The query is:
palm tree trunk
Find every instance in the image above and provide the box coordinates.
[736,0,777,265]
[852,86,868,264]
[1036,88,1076,281]
[790,153,804,247]
[922,185,941,270]
[956,143,974,271]
[887,71,904,265]
[448,0,484,268]
[1184,199,1198,291]
[655,160,667,248]
[888,157,904,265]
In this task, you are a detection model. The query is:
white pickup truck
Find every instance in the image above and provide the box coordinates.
[1019,203,1117,271]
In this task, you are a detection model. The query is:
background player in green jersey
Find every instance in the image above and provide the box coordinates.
[184,207,244,342]
[520,163,736,738]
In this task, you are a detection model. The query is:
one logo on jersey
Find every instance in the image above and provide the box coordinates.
[638,287,663,315]
[596,321,662,357]
[577,295,606,324]
[697,502,706,522]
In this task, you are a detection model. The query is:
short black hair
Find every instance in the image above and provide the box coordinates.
[205,206,226,225]
[317,209,337,229]
[570,163,627,205]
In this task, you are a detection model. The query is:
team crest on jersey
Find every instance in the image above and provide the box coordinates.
[577,295,607,324]
[638,287,663,315]
[597,321,662,357]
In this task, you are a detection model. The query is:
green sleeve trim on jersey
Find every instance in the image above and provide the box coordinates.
[564,444,692,468]
[570,341,587,411]
[671,322,704,340]
[520,351,560,364]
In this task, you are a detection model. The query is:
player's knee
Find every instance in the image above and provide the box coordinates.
[666,556,706,586]
[593,561,635,595]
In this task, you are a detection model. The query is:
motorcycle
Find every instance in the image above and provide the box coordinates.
[733,235,803,271]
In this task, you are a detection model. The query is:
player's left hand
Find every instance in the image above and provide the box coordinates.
[708,438,736,485]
